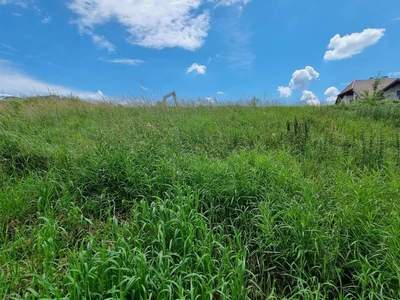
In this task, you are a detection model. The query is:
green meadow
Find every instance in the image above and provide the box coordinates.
[1,98,400,299]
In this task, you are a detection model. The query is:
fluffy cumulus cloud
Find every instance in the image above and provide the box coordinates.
[68,0,249,51]
[324,28,385,61]
[0,60,104,100]
[278,66,320,98]
[277,86,292,98]
[69,0,210,51]
[186,63,207,75]
[289,66,320,89]
[324,86,340,104]
[301,90,320,106]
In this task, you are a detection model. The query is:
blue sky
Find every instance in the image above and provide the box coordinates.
[0,0,399,104]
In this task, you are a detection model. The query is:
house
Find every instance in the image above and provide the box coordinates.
[336,78,400,104]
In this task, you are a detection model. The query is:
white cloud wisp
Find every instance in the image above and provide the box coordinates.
[0,60,104,100]
[103,58,144,66]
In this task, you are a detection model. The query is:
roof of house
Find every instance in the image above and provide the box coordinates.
[382,79,400,91]
[338,78,400,97]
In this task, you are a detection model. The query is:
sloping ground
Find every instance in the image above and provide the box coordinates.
[1,98,400,299]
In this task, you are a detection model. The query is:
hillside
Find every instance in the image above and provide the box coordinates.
[1,98,400,299]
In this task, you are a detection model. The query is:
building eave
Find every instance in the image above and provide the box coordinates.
[382,79,400,92]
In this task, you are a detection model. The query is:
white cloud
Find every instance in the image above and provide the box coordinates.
[91,34,115,52]
[139,84,149,92]
[205,96,216,103]
[301,90,320,106]
[278,66,319,98]
[324,28,385,61]
[324,86,340,104]
[68,0,248,51]
[69,0,210,51]
[103,58,144,66]
[289,66,319,89]
[186,63,207,75]
[0,43,17,57]
[0,60,104,100]
[386,71,400,78]
[41,16,52,24]
[216,4,254,70]
[217,91,224,95]
[213,0,250,7]
[0,0,28,7]
[277,86,292,98]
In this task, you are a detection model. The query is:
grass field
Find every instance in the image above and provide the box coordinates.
[1,98,400,299]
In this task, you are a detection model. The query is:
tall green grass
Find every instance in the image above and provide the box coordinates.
[1,98,400,299]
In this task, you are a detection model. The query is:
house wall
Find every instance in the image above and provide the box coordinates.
[384,83,400,100]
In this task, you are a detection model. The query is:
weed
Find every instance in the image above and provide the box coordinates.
[1,98,400,299]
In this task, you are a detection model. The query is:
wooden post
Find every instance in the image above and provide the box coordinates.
[162,92,178,107]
